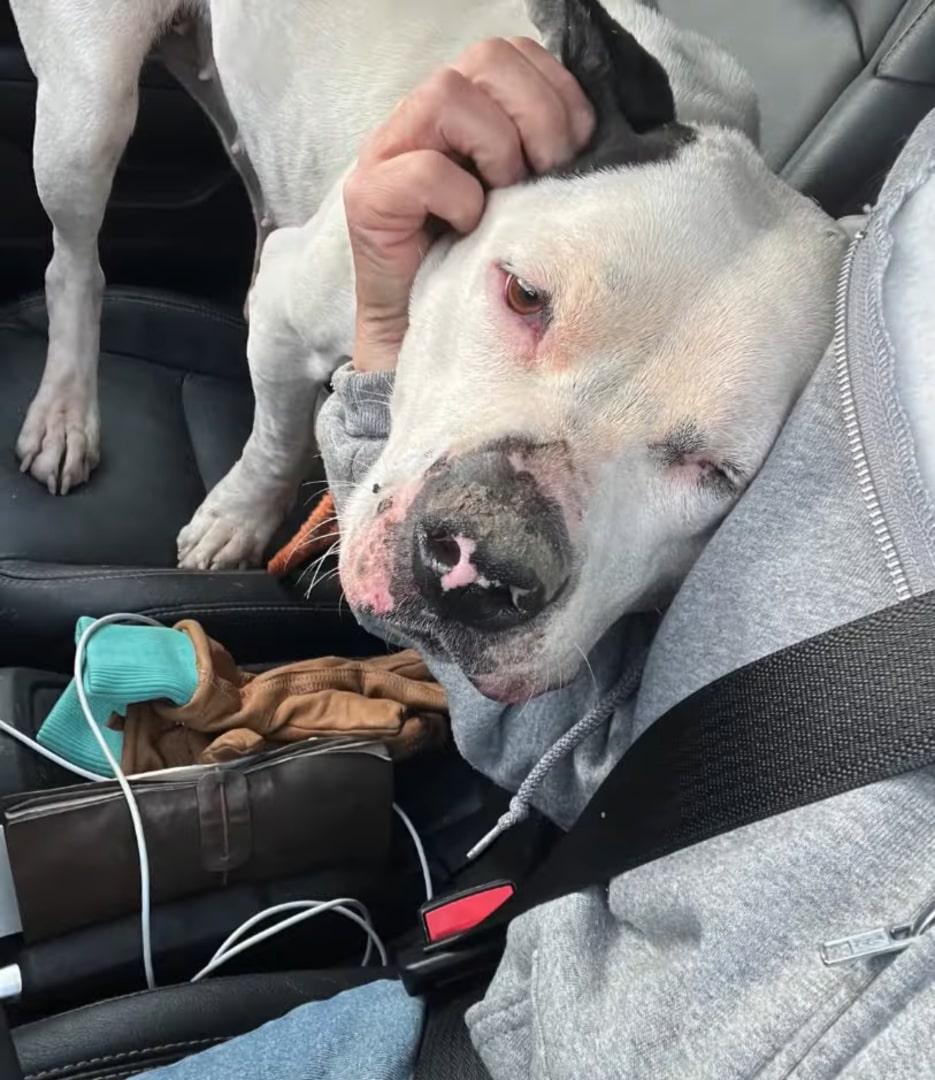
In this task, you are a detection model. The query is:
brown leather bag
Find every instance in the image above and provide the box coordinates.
[2,738,392,942]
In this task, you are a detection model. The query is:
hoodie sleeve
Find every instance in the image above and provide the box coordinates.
[316,362,395,517]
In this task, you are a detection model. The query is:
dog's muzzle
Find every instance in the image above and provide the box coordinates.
[408,444,572,633]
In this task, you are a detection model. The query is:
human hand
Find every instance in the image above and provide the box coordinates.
[343,37,594,372]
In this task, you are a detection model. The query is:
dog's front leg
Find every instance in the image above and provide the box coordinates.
[176,317,321,571]
[177,191,355,570]
[11,1,167,494]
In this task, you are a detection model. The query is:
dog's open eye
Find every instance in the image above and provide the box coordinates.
[504,273,547,317]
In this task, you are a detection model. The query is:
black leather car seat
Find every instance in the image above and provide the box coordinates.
[6,970,494,1079]
[1,0,934,664]
[9,970,391,1080]
[666,0,935,214]
[0,290,376,668]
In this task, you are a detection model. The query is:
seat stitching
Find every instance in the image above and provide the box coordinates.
[143,603,341,617]
[0,567,325,586]
[24,1037,224,1079]
[0,564,336,600]
[0,573,341,609]
[880,0,935,72]
[0,581,339,611]
[14,971,360,1053]
[0,292,244,331]
[0,565,271,582]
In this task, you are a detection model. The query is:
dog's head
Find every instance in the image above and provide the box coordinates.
[337,0,847,702]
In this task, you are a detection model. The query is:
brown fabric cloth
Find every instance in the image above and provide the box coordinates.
[267,491,338,578]
[113,620,449,774]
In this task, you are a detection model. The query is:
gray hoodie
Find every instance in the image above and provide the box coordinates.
[317,103,935,1080]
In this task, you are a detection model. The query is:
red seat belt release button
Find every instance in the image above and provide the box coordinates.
[420,882,515,944]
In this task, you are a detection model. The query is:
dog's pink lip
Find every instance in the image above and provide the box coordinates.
[470,673,547,705]
[343,581,395,615]
[340,476,427,615]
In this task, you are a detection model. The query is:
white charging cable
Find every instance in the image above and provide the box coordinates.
[72,613,162,989]
[194,807,434,982]
[393,800,433,902]
[0,613,433,992]
[191,898,388,982]
[0,720,108,784]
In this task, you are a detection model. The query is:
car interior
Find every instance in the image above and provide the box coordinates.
[0,0,934,1076]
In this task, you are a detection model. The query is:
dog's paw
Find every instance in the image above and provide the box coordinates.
[16,391,101,495]
[177,478,288,571]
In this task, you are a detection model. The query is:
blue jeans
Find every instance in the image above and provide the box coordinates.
[137,979,425,1080]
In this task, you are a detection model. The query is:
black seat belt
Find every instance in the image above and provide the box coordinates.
[403,589,935,995]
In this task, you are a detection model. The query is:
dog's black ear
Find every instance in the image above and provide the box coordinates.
[558,0,675,132]
[528,0,692,172]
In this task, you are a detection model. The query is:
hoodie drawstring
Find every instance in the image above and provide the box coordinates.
[466,662,643,861]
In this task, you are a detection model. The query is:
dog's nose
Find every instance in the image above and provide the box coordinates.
[410,443,571,632]
[414,525,555,629]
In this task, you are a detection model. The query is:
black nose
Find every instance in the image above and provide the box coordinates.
[414,525,554,630]
[410,445,571,633]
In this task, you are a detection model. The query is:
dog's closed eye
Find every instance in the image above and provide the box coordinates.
[650,422,744,496]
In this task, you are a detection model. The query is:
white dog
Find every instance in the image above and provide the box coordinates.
[11,0,844,638]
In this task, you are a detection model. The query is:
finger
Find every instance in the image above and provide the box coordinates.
[345,150,486,371]
[452,37,592,173]
[362,68,526,189]
[508,36,595,147]
[345,148,486,243]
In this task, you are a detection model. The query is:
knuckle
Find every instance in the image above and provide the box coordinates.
[523,99,572,150]
[461,36,513,71]
[410,151,446,189]
[342,169,368,217]
[507,35,542,54]
[426,65,467,102]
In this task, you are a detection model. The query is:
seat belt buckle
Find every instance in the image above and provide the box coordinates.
[420,881,515,944]
[400,881,514,998]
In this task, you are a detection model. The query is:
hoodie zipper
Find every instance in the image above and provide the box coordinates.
[820,219,935,967]
[832,227,913,602]
[821,890,935,966]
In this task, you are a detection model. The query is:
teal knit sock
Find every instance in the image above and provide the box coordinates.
[37,617,199,778]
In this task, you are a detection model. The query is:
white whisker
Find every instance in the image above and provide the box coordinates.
[574,643,598,692]
[304,566,342,599]
[295,540,340,589]
[305,539,343,592]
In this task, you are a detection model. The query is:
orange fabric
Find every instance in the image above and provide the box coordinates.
[115,619,449,774]
[267,491,338,577]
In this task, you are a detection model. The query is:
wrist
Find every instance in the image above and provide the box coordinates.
[352,308,408,373]
[352,343,398,373]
